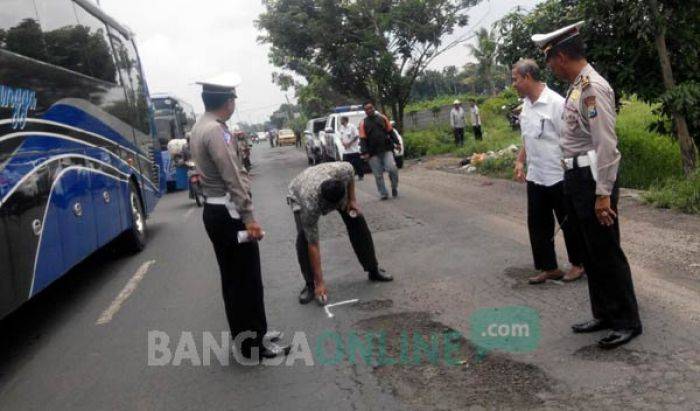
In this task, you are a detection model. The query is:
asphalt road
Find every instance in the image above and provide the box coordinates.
[0,144,698,410]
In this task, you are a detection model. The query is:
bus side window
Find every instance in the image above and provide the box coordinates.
[72,3,118,84]
[108,28,150,136]
[108,28,156,182]
[33,0,93,80]
[0,1,46,61]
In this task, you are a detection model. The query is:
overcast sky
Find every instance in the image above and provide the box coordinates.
[100,0,541,124]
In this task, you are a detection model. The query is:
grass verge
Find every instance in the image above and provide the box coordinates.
[643,170,700,214]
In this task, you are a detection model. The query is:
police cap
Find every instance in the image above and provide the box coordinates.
[196,72,242,99]
[531,21,584,59]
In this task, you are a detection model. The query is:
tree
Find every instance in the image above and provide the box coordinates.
[468,27,498,95]
[495,0,699,174]
[257,0,482,131]
[646,0,696,175]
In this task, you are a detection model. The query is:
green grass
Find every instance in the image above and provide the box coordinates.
[403,90,521,160]
[616,98,683,189]
[479,152,518,180]
[404,94,687,189]
[643,170,700,213]
[405,94,487,113]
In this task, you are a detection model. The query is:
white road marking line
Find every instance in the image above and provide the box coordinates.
[96,260,156,325]
[324,298,360,318]
[184,207,196,220]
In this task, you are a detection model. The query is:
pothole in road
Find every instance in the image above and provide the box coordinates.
[573,344,658,366]
[353,299,393,311]
[354,311,556,409]
[319,212,421,239]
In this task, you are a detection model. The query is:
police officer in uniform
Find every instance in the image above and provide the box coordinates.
[190,72,290,360]
[533,22,642,349]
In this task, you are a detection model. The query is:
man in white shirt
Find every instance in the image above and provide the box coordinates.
[450,100,466,146]
[340,116,364,180]
[468,99,483,140]
[511,58,585,285]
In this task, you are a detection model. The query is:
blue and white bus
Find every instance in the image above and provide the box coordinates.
[0,0,164,319]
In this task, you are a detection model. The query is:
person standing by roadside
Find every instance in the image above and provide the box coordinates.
[469,99,483,141]
[535,21,642,349]
[190,72,290,361]
[340,116,364,180]
[359,101,399,200]
[511,58,586,285]
[450,100,467,146]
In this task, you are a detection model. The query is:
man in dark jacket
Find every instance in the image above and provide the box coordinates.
[359,101,399,200]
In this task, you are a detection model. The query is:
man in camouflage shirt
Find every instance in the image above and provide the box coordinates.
[287,162,393,305]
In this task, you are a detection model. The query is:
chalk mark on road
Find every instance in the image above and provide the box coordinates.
[324,299,359,318]
[96,260,156,325]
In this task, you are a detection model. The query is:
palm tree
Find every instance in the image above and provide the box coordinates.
[468,28,498,96]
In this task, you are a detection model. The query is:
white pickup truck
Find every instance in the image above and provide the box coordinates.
[320,107,404,168]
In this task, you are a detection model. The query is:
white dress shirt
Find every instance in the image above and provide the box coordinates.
[339,123,360,154]
[520,85,566,187]
[469,105,481,126]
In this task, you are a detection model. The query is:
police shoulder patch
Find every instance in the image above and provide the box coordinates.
[584,95,597,119]
[581,75,591,90]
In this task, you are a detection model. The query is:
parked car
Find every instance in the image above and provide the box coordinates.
[320,106,404,168]
[277,128,296,146]
[304,117,328,164]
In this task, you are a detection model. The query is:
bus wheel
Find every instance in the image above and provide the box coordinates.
[121,183,147,253]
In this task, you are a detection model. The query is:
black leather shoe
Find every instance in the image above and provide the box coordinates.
[392,188,398,198]
[299,286,315,305]
[260,343,291,359]
[368,268,393,282]
[572,318,610,333]
[598,328,642,349]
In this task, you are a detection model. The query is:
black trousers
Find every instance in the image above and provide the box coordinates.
[473,125,483,140]
[453,128,465,146]
[343,153,365,178]
[294,210,379,289]
[203,204,268,355]
[527,181,585,271]
[563,166,642,330]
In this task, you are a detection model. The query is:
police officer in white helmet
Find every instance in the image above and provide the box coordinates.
[189,72,290,361]
[534,22,642,349]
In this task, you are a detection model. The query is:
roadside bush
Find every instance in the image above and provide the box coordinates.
[643,170,700,213]
[405,94,488,112]
[616,99,683,189]
[479,152,517,179]
[402,127,453,158]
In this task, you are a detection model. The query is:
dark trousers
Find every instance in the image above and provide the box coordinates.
[564,166,642,330]
[203,204,268,355]
[343,152,365,178]
[453,128,465,146]
[527,181,585,271]
[473,125,483,140]
[295,210,379,289]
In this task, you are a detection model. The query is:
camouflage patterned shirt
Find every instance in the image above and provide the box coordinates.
[287,162,354,243]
